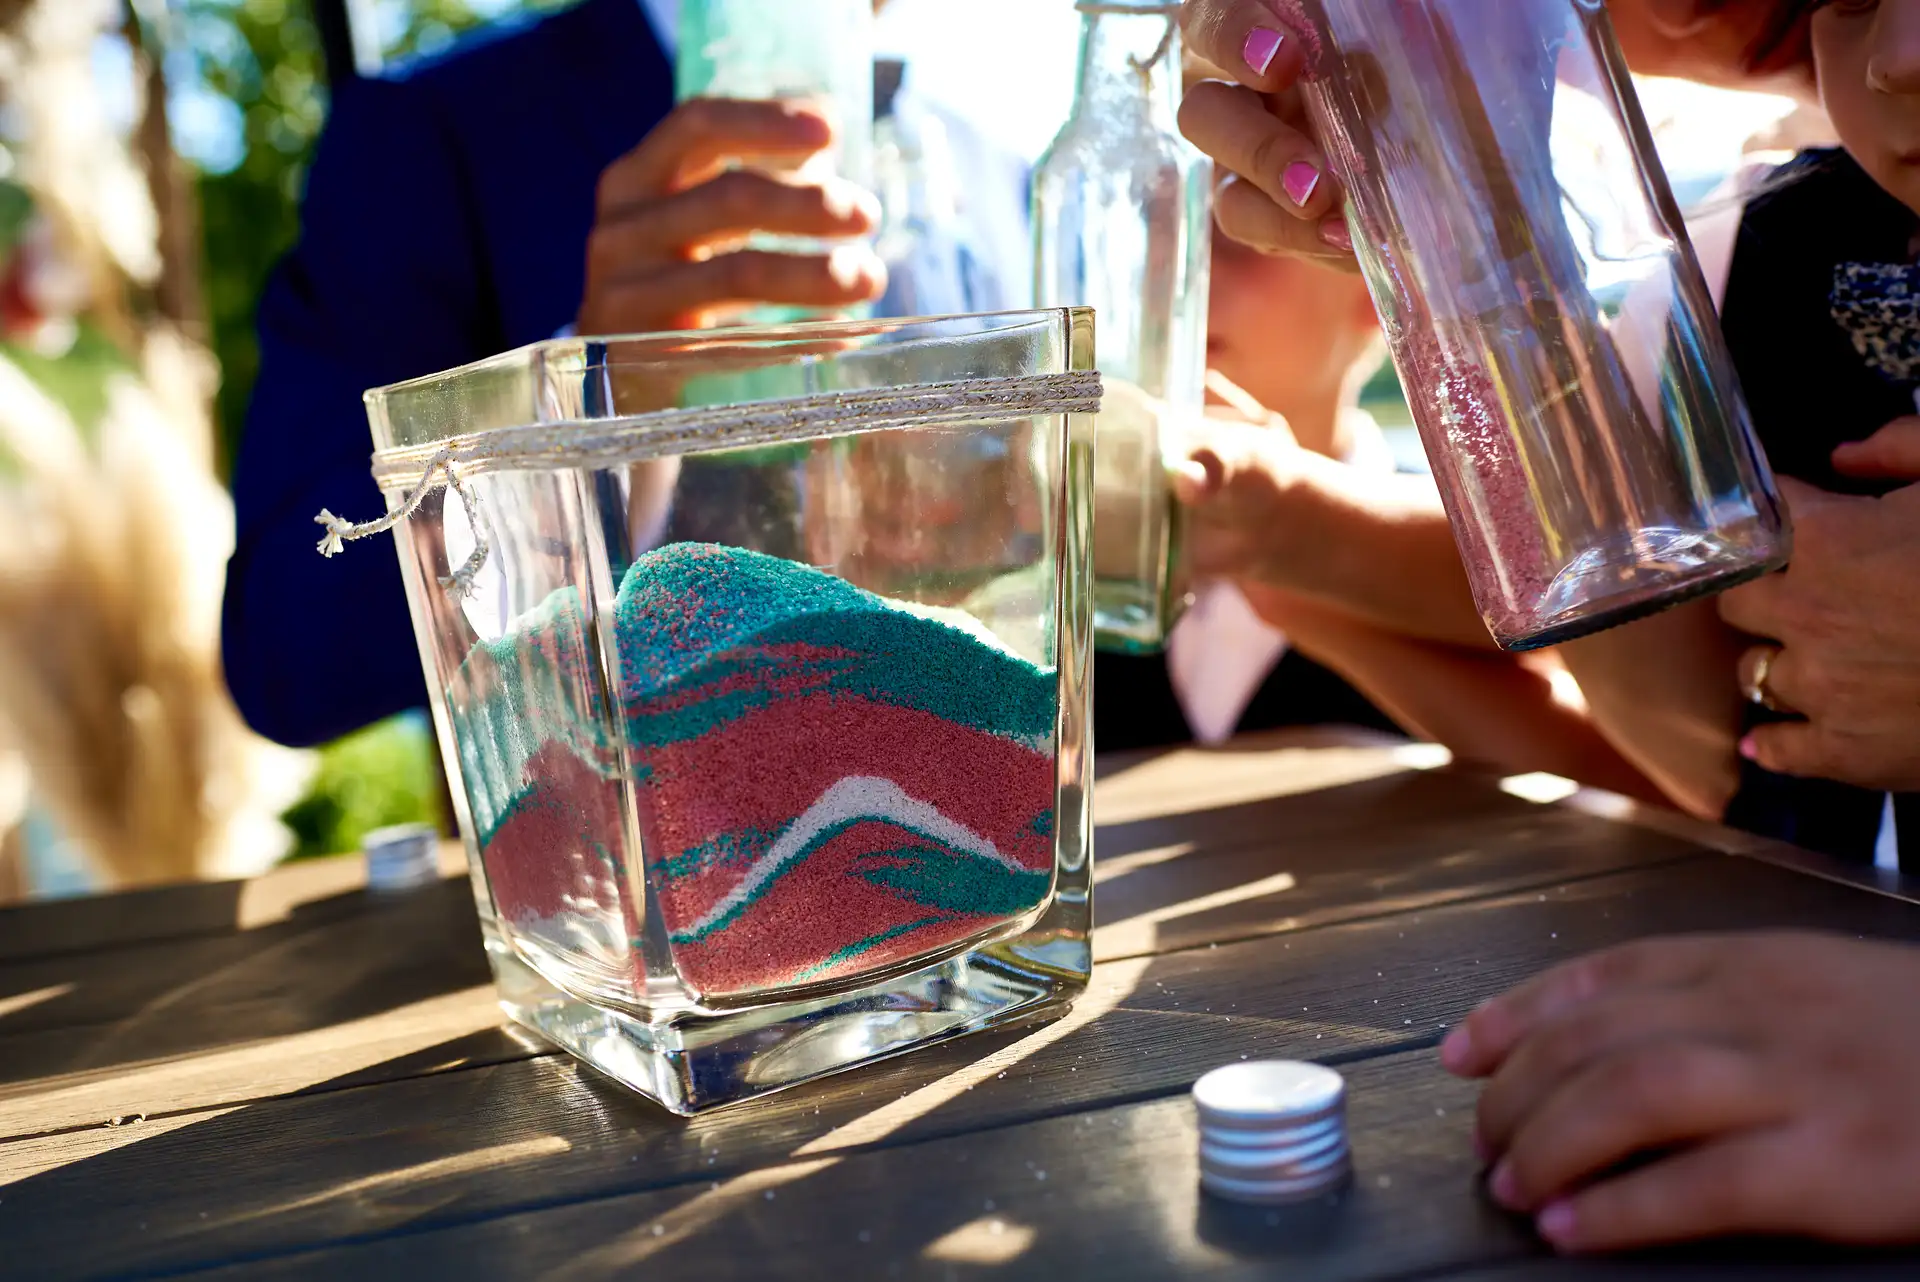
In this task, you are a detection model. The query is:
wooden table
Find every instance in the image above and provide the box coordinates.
[6,729,1920,1282]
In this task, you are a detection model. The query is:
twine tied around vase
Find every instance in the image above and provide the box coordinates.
[315,370,1104,600]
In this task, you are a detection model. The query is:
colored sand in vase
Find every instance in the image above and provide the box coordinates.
[448,587,645,995]
[614,543,1057,998]
[446,542,1059,1006]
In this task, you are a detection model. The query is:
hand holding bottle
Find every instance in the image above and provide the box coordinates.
[576,98,886,335]
[1176,0,1815,263]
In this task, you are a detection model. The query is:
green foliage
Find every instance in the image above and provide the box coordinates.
[185,0,573,478]
[0,323,136,446]
[280,712,446,860]
[182,0,327,479]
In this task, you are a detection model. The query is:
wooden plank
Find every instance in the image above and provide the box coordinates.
[10,856,1920,1279]
[0,736,1422,1044]
[0,876,499,1096]
[1094,767,1704,961]
[164,1049,1511,1282]
[0,845,467,966]
[0,752,1677,1062]
[1433,1252,1920,1281]
[169,1048,1920,1282]
[0,728,1392,970]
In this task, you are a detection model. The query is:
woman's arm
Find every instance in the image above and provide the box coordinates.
[1555,603,1749,819]
[1240,583,1672,806]
[1181,420,1497,649]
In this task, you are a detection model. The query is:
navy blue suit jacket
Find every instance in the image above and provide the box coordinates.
[222,0,671,746]
[223,0,1399,760]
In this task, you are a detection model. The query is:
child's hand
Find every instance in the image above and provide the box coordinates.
[1443,932,1920,1253]
[1173,414,1310,589]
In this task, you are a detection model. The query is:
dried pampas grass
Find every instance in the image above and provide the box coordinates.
[0,334,312,889]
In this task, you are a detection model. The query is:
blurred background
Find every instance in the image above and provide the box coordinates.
[0,0,1819,901]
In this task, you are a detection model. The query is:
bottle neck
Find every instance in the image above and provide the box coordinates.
[1069,9,1183,131]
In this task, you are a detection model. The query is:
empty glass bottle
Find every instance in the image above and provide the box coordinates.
[1034,0,1211,654]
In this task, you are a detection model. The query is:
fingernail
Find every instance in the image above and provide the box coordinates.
[825,178,882,225]
[1243,27,1286,76]
[1488,1161,1522,1210]
[1283,161,1321,208]
[1537,1201,1578,1246]
[1439,1024,1473,1072]
[1738,733,1759,762]
[1171,460,1212,502]
[1318,216,1352,252]
[827,244,881,291]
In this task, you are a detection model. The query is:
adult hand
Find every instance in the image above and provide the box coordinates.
[577,98,885,335]
[1717,425,1920,793]
[1176,0,1813,262]
[1440,932,1920,1253]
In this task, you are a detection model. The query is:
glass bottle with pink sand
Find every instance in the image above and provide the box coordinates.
[1283,0,1788,649]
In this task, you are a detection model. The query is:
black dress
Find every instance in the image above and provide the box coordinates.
[1717,148,1919,868]
[1095,646,1402,755]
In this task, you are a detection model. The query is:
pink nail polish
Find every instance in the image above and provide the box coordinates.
[1537,1201,1578,1246]
[1738,733,1759,762]
[1243,27,1285,77]
[1319,217,1352,252]
[1488,1161,1522,1210]
[1439,1025,1473,1072]
[1283,162,1321,208]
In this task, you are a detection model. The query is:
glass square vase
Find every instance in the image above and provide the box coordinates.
[363,310,1096,1114]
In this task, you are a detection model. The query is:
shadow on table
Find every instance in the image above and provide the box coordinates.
[12,853,1920,1280]
[0,874,495,1087]
[11,735,1920,1279]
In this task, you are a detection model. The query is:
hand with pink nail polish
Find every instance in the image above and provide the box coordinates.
[1443,931,1920,1254]
[1176,1,1356,267]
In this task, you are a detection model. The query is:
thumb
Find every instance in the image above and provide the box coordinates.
[1170,456,1215,506]
[1773,474,1843,518]
[1171,448,1227,506]
[1831,417,1920,481]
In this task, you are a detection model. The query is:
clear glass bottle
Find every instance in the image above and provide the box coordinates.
[676,0,876,325]
[1289,0,1789,648]
[360,310,1096,1115]
[1034,1,1211,654]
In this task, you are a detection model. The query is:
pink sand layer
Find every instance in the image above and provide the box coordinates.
[1401,330,1553,643]
[667,818,1034,993]
[635,694,1054,998]
[479,741,645,984]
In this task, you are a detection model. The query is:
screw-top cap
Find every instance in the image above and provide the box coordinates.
[363,823,440,893]
[1193,1061,1350,1205]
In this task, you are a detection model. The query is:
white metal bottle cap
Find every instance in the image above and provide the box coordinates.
[363,823,441,892]
[1193,1061,1351,1205]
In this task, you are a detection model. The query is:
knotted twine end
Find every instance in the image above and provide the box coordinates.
[314,510,352,558]
[313,450,485,601]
